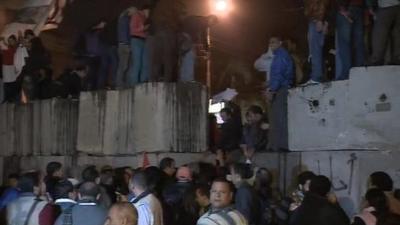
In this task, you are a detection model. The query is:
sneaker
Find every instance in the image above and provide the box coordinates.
[300,79,320,87]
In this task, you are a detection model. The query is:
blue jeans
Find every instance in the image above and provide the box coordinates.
[127,37,146,86]
[335,7,364,80]
[308,21,325,82]
[97,46,118,88]
[179,49,195,82]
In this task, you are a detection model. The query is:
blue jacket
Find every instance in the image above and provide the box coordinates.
[235,182,261,225]
[117,12,131,44]
[0,187,19,209]
[269,47,294,92]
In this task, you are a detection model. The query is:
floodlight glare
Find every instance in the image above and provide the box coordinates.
[215,0,228,12]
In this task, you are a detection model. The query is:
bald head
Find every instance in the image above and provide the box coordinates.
[104,203,138,225]
[79,181,99,200]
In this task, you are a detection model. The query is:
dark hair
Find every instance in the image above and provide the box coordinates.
[114,167,131,195]
[247,105,263,115]
[18,171,40,193]
[370,172,393,192]
[82,165,99,182]
[254,168,273,199]
[230,163,253,179]
[379,214,400,225]
[132,171,148,190]
[7,173,19,180]
[212,177,234,192]
[182,186,200,216]
[53,179,74,200]
[366,188,388,213]
[24,29,35,38]
[79,182,100,198]
[220,108,233,116]
[297,171,316,185]
[46,162,63,176]
[30,37,46,55]
[144,166,162,194]
[159,157,175,170]
[195,183,210,198]
[196,162,217,185]
[8,35,17,41]
[137,1,151,10]
[309,175,331,197]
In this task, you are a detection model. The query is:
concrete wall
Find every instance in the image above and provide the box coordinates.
[252,150,400,217]
[288,66,400,151]
[0,99,78,156]
[77,83,208,155]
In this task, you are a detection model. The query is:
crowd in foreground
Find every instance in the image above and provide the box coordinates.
[0,157,399,225]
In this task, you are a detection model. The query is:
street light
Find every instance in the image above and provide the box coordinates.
[211,0,232,15]
[215,0,228,12]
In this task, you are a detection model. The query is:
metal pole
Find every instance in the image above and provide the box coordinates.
[206,27,211,95]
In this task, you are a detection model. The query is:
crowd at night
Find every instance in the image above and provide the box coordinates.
[0,159,399,225]
[0,0,399,225]
[0,0,398,103]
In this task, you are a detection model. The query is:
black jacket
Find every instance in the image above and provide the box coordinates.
[217,118,242,151]
[290,193,350,225]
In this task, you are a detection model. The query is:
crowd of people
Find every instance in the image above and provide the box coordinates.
[0,0,398,104]
[0,158,399,225]
[0,0,214,104]
[0,28,93,103]
[254,0,400,90]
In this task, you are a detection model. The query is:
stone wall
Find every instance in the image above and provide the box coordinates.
[77,83,208,155]
[288,66,400,151]
[0,98,78,156]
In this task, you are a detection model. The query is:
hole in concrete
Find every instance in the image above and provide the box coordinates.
[312,100,319,107]
[329,99,335,106]
[319,118,326,126]
[379,94,387,102]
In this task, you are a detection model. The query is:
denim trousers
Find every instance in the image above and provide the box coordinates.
[308,21,325,82]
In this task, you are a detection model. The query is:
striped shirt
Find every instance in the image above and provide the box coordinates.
[197,206,248,225]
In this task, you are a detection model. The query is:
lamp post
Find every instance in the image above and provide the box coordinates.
[207,0,231,95]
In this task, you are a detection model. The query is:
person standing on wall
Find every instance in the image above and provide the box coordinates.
[128,4,150,86]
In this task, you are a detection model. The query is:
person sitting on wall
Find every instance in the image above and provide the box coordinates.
[241,105,268,162]
[217,104,243,164]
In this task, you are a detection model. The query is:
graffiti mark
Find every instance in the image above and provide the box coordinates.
[347,153,357,195]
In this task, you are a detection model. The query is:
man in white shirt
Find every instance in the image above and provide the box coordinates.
[129,171,164,225]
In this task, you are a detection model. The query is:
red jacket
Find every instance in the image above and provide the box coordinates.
[129,11,147,38]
